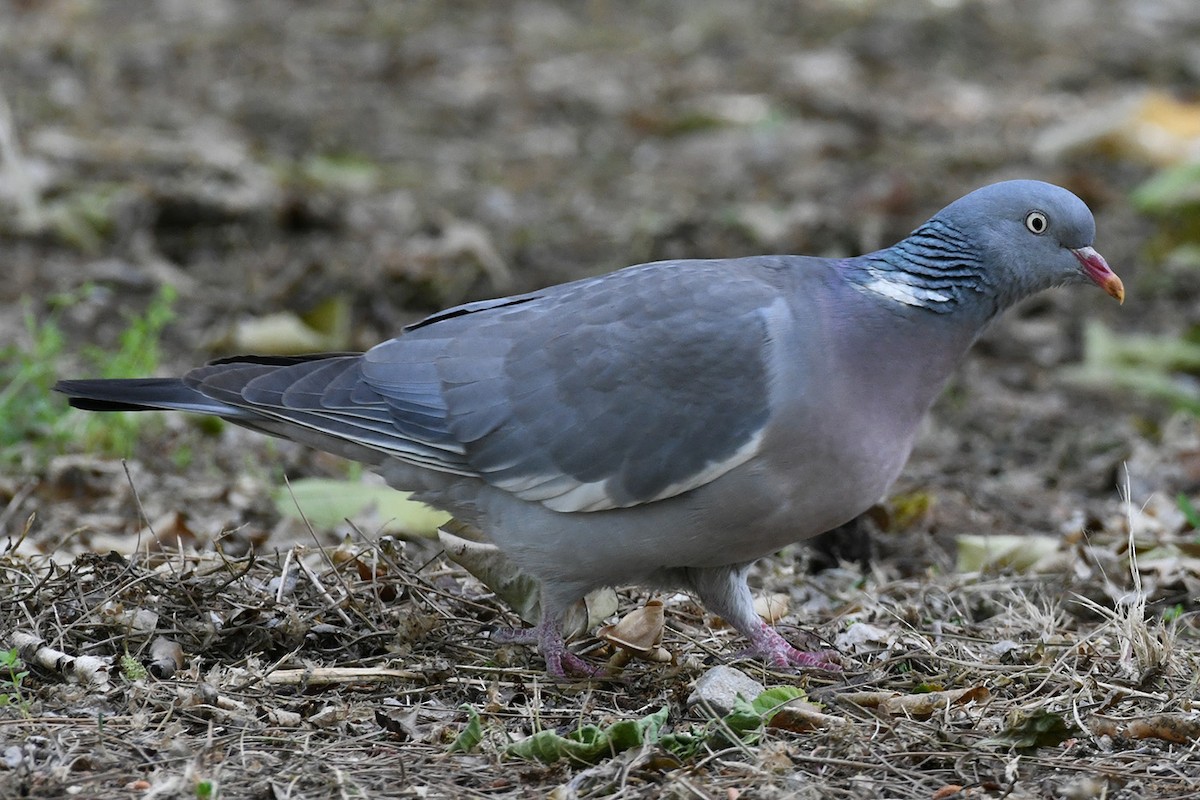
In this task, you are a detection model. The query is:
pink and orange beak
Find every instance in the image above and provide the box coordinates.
[1072,246,1124,304]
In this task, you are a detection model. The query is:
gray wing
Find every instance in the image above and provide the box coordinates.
[364,259,782,511]
[183,354,478,474]
[172,299,563,471]
[101,259,789,513]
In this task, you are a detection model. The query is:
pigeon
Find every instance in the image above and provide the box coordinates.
[56,180,1124,677]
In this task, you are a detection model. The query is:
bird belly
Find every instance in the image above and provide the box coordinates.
[457,422,915,591]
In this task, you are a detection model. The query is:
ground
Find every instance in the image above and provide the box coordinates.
[4,1,1200,798]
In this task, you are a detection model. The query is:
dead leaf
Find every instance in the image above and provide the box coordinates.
[1035,90,1200,166]
[147,636,184,679]
[228,311,329,354]
[955,534,1060,573]
[598,600,671,667]
[754,593,789,624]
[834,621,892,653]
[139,510,195,549]
[841,687,989,719]
[1124,714,1200,744]
[766,699,848,732]
[837,691,900,709]
[878,686,989,718]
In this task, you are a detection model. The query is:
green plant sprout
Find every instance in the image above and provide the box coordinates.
[0,284,176,463]
[0,647,30,718]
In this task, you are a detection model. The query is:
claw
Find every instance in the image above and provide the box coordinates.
[492,621,603,678]
[738,621,842,672]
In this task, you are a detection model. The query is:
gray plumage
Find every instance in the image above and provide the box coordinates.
[56,180,1124,676]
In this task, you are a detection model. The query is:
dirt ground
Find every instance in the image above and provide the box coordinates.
[4,1,1200,798]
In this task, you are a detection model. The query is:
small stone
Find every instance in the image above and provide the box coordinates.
[686,665,765,717]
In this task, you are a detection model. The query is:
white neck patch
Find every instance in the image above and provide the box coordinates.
[857,266,951,309]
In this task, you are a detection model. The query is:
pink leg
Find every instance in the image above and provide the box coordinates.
[738,619,841,671]
[690,564,842,672]
[492,617,602,679]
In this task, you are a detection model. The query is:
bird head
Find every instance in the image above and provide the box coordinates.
[947,180,1124,306]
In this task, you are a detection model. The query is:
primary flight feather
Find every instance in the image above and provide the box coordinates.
[56,180,1124,677]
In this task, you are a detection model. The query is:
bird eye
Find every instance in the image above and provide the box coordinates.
[1024,210,1048,235]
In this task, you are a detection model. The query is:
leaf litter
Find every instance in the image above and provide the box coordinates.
[4,1,1200,797]
[6,467,1200,798]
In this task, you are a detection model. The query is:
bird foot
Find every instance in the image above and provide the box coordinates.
[491,623,603,679]
[737,622,842,672]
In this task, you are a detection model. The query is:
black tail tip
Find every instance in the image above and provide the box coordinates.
[53,379,164,412]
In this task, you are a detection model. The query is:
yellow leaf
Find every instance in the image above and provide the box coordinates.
[273,477,450,537]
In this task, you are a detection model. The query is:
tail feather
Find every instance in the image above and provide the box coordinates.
[53,378,250,418]
[54,351,470,476]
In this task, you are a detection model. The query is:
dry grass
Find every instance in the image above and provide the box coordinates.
[4,478,1200,800]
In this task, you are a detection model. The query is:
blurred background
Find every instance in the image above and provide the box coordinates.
[3,0,1200,561]
[9,6,1200,796]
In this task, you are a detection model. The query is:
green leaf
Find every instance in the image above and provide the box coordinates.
[448,705,484,753]
[980,711,1077,751]
[0,648,22,670]
[1132,162,1200,214]
[1178,494,1200,531]
[507,706,669,764]
[274,477,451,536]
[302,295,353,350]
[1064,321,1200,414]
[120,655,147,681]
[299,153,381,193]
[750,685,807,720]
[722,696,766,740]
[658,730,705,760]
